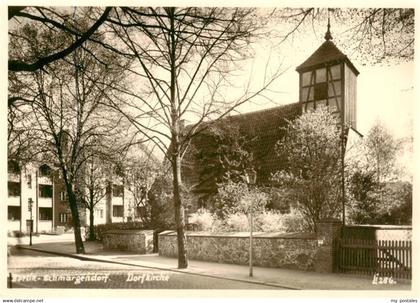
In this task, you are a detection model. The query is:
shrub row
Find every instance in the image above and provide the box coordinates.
[188,208,308,232]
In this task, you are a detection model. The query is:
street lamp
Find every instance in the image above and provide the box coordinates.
[28,198,33,246]
[244,168,257,278]
[340,127,348,226]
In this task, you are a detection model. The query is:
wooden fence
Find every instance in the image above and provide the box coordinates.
[336,238,412,280]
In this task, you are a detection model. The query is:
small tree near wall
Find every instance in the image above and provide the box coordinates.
[273,107,342,231]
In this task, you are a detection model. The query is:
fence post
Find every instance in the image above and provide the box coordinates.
[314,219,342,273]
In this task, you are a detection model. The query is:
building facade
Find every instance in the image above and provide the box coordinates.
[7,160,134,234]
[7,161,54,233]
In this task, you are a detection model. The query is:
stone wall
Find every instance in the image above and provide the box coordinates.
[159,231,318,271]
[313,219,342,273]
[103,229,154,253]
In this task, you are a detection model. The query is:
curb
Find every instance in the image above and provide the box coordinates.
[16,245,300,290]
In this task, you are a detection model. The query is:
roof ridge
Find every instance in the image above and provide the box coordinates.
[184,102,300,130]
[226,102,300,120]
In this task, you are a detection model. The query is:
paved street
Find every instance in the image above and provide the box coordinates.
[7,247,281,289]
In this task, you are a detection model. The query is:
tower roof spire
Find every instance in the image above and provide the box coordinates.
[324,14,332,41]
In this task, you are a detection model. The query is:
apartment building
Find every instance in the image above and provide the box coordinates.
[7,160,133,234]
[7,160,54,233]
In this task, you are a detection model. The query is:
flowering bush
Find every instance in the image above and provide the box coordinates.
[187,191,310,233]
[255,211,286,232]
[187,209,300,232]
[282,208,310,232]
[188,208,217,231]
[225,213,249,231]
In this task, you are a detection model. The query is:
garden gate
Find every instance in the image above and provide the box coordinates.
[335,226,412,280]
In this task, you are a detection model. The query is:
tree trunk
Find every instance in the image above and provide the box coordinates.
[106,182,112,224]
[67,184,85,254]
[172,151,188,269]
[168,7,188,269]
[89,208,95,241]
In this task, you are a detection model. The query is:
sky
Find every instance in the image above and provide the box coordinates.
[222,14,415,177]
[3,6,415,171]
[104,8,414,170]
[231,18,415,142]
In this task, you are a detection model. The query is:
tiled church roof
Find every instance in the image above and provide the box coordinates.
[182,102,302,187]
[296,40,359,75]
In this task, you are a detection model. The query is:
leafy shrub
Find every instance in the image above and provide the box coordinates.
[212,181,249,217]
[148,174,176,229]
[212,180,269,218]
[148,174,194,230]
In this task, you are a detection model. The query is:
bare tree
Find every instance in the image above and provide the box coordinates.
[121,153,160,223]
[273,8,414,64]
[98,7,283,268]
[25,41,130,253]
[78,153,109,241]
[8,6,112,72]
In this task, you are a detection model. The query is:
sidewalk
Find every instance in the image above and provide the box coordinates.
[11,237,411,290]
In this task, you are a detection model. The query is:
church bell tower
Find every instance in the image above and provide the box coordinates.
[296,20,359,129]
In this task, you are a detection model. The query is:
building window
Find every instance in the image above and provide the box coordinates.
[60,213,70,223]
[26,174,32,188]
[39,207,52,221]
[8,206,21,220]
[60,191,67,201]
[8,160,20,175]
[8,182,21,197]
[113,205,123,217]
[301,64,342,109]
[112,185,124,197]
[314,82,328,100]
[39,185,53,198]
[39,164,52,178]
[95,208,104,219]
[315,68,326,83]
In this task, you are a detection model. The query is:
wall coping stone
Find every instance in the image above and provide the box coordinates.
[159,230,317,240]
[344,225,412,230]
[316,218,342,224]
[103,229,154,235]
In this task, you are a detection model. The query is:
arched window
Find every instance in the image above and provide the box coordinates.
[8,160,20,175]
[39,164,52,177]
